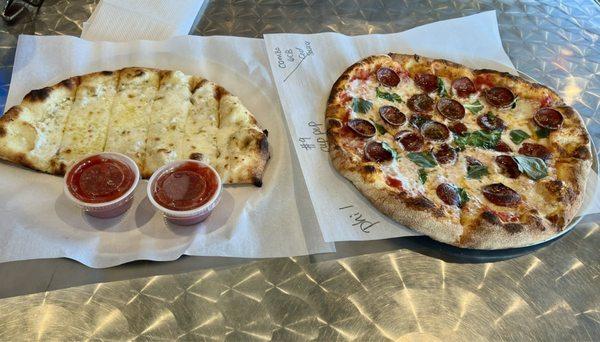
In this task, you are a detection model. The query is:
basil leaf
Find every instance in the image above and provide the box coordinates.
[472,130,501,149]
[452,135,468,150]
[467,163,489,179]
[375,123,387,135]
[418,168,427,184]
[381,141,398,160]
[536,127,550,139]
[410,115,429,128]
[352,98,373,114]
[437,78,448,97]
[514,155,548,180]
[510,96,519,109]
[453,130,501,150]
[457,187,469,207]
[464,100,483,114]
[509,129,530,145]
[407,152,437,168]
[376,88,402,103]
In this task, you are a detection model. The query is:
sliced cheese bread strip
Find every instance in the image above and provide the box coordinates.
[142,70,193,177]
[53,71,119,173]
[104,67,160,170]
[215,90,269,186]
[181,78,220,166]
[0,78,78,173]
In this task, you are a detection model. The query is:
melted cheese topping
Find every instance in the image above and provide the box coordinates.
[105,68,160,170]
[143,71,193,176]
[182,80,219,165]
[342,68,564,223]
[55,73,118,168]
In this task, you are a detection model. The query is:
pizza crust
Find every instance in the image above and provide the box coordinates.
[327,53,592,249]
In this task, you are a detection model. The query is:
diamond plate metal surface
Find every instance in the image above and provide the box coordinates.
[0,0,599,341]
[0,224,599,341]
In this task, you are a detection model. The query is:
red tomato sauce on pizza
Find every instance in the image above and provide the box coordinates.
[152,162,218,211]
[67,155,135,203]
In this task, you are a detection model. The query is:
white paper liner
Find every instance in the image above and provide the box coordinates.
[0,34,334,268]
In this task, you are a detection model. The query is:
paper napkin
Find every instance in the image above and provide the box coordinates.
[81,0,205,41]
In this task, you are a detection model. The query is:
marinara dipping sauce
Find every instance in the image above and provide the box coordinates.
[147,160,222,226]
[64,152,140,218]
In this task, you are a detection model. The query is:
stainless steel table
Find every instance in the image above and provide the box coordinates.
[0,0,598,340]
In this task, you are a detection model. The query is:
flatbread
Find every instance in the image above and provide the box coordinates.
[0,68,269,186]
[326,53,591,249]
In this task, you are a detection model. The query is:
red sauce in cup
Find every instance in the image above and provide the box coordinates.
[67,155,135,203]
[152,162,219,211]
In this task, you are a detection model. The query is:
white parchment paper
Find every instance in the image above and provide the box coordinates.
[264,11,599,242]
[0,34,333,268]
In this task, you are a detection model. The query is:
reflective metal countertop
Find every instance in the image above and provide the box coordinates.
[0,0,598,340]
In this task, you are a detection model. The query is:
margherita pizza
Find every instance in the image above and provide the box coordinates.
[0,68,269,186]
[326,54,592,249]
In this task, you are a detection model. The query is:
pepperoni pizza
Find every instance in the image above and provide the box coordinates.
[326,54,592,249]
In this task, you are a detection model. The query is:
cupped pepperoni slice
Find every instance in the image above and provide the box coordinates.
[364,141,393,162]
[421,121,450,141]
[379,106,406,126]
[377,67,400,87]
[452,77,476,97]
[518,143,552,161]
[482,183,521,207]
[494,141,512,152]
[327,118,343,129]
[433,144,457,164]
[534,107,563,130]
[436,98,465,120]
[407,94,434,113]
[414,73,438,93]
[436,183,461,206]
[347,119,376,138]
[495,155,521,178]
[484,87,515,108]
[449,122,468,136]
[395,130,424,152]
[477,113,505,131]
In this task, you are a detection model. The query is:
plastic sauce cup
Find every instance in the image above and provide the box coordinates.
[63,152,140,218]
[147,160,222,226]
